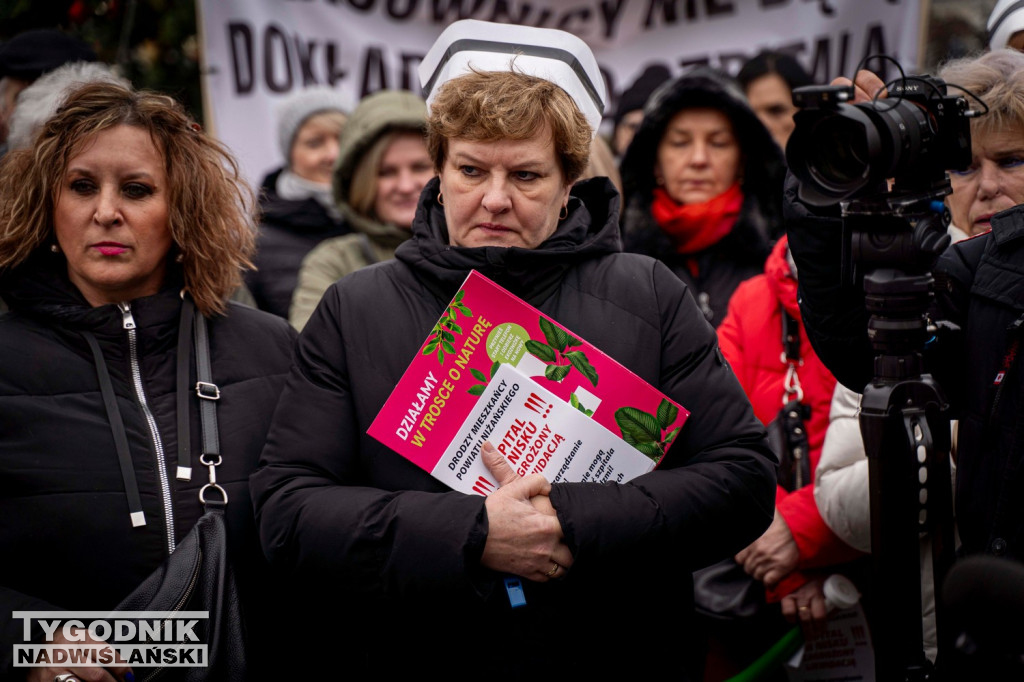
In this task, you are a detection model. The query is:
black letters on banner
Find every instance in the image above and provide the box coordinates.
[226,22,349,93]
[400,53,425,91]
[861,24,889,80]
[295,37,319,85]
[227,23,255,95]
[361,46,388,95]
[599,0,628,39]
[430,0,487,22]
[264,24,294,92]
[644,0,736,28]
[761,0,835,16]
[387,0,418,18]
[557,7,592,33]
[325,43,347,86]
[486,1,552,26]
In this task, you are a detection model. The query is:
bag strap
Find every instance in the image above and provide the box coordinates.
[781,309,801,364]
[191,301,227,510]
[175,300,195,480]
[83,330,147,528]
[781,308,804,404]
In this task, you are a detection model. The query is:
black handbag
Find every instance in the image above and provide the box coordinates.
[86,299,246,681]
[694,309,812,619]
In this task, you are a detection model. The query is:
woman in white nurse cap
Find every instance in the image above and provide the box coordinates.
[251,19,775,679]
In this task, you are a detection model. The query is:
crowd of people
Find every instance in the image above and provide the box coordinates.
[1,6,1024,680]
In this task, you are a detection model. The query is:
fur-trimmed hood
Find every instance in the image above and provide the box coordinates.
[619,65,786,242]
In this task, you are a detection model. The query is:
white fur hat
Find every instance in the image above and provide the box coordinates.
[989,0,1024,50]
[418,19,606,138]
[276,86,352,160]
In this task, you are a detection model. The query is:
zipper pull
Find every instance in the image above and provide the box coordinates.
[117,301,136,330]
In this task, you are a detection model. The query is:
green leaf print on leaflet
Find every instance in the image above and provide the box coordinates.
[569,392,594,417]
[614,398,681,463]
[526,317,599,386]
[422,289,473,364]
[467,361,502,396]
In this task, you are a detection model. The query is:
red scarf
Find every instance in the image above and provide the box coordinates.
[651,183,744,255]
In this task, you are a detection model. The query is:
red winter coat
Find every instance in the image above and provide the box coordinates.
[718,235,861,598]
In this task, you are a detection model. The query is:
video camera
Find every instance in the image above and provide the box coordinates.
[785,75,972,207]
[784,69,975,681]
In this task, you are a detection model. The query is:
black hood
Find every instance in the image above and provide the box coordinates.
[395,176,621,307]
[619,65,785,239]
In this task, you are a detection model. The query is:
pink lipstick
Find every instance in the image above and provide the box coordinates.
[94,242,128,256]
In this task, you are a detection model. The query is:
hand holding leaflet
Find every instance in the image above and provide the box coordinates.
[479,442,573,581]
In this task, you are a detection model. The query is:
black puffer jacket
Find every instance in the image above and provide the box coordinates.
[620,67,785,327]
[0,253,295,675]
[245,168,350,318]
[788,183,1024,562]
[251,176,776,678]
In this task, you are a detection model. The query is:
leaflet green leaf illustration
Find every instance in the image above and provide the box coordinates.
[467,359,503,396]
[527,316,601,388]
[422,288,474,364]
[657,399,679,430]
[545,364,570,382]
[570,393,594,417]
[564,350,599,387]
[633,441,665,458]
[539,317,569,352]
[526,339,557,363]
[616,405,679,463]
[615,406,661,444]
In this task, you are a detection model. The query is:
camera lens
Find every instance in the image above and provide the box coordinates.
[787,105,882,203]
[808,116,870,188]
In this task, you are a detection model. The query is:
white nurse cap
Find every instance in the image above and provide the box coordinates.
[418,19,607,138]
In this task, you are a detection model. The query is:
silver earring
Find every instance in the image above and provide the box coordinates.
[175,253,184,264]
[50,243,60,253]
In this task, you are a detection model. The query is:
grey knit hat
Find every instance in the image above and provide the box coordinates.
[276,86,352,160]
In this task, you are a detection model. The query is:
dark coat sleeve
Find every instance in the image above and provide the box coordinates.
[548,261,778,570]
[784,174,875,391]
[249,284,490,599]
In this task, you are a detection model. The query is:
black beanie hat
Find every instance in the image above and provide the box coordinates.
[614,64,671,128]
[0,29,96,81]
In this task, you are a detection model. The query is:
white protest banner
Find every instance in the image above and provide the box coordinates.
[197,0,923,185]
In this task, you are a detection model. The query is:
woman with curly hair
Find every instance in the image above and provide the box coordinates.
[0,82,295,681]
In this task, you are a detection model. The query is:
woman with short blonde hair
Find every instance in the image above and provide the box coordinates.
[255,20,774,679]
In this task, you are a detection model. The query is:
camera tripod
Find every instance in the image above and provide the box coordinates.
[842,186,958,682]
